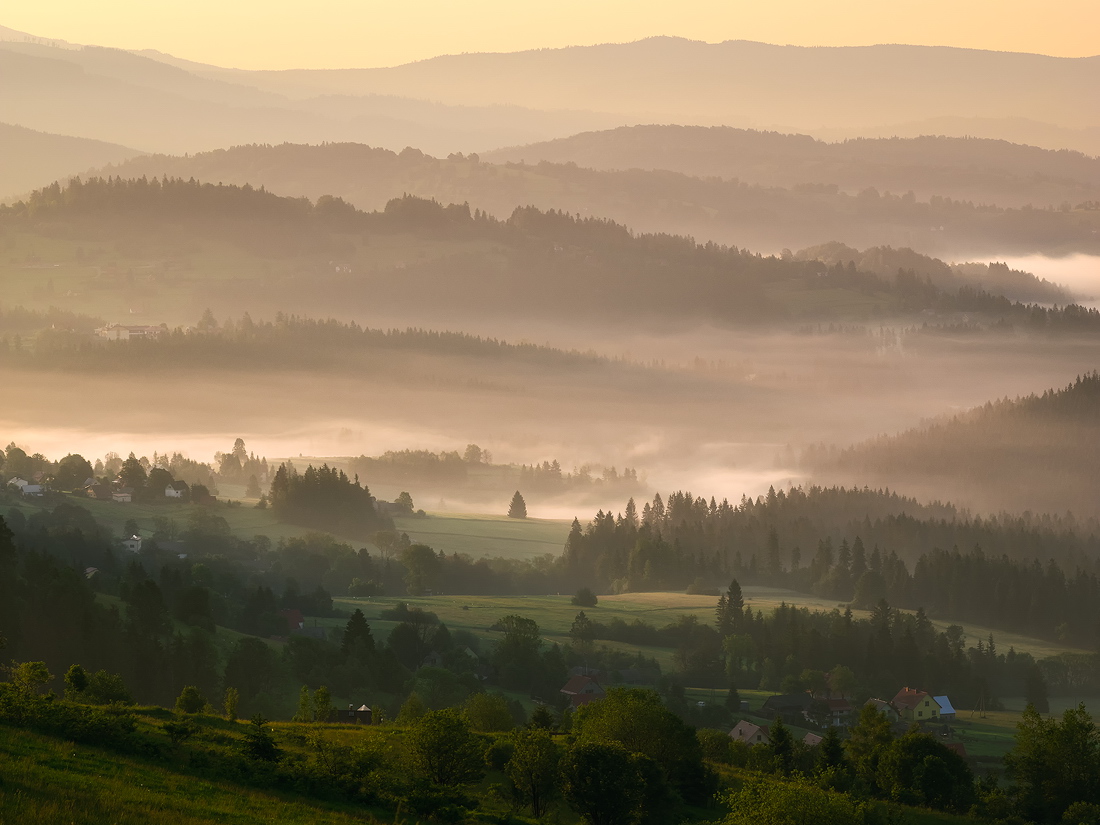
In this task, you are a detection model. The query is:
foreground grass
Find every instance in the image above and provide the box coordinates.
[0,725,384,825]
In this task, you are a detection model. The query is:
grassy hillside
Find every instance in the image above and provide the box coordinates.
[0,724,383,825]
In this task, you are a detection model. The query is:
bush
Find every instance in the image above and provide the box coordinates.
[571,587,598,607]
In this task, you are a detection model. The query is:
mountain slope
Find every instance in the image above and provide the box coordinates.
[805,373,1100,518]
[0,122,142,199]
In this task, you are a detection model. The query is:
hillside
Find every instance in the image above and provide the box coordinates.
[483,125,1100,209]
[0,122,142,200]
[95,142,1100,259]
[3,176,1095,329]
[805,373,1100,518]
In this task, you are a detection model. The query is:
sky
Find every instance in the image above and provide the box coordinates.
[5,0,1099,70]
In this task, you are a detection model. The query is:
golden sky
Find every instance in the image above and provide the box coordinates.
[6,0,1099,69]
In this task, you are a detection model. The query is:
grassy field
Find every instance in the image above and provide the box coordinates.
[392,512,570,560]
[3,493,571,560]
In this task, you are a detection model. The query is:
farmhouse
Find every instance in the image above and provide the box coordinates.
[760,693,812,721]
[560,674,605,708]
[824,697,854,727]
[729,720,770,745]
[334,704,373,724]
[96,324,166,341]
[892,687,941,722]
[165,481,188,499]
[865,698,900,721]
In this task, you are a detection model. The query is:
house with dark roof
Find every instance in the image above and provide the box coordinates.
[824,697,853,728]
[560,674,605,708]
[760,693,813,721]
[334,704,373,724]
[892,688,941,722]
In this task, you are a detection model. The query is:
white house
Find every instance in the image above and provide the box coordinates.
[165,482,187,499]
[96,324,165,341]
[121,535,142,553]
[112,489,133,503]
[729,720,771,745]
[7,477,29,489]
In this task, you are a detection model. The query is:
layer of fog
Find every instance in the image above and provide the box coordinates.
[987,254,1100,308]
[4,323,1096,522]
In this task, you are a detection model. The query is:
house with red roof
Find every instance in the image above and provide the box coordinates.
[560,674,605,709]
[892,687,941,722]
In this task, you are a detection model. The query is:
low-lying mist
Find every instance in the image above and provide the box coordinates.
[4,319,1097,521]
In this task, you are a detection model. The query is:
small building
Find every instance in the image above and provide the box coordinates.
[944,742,968,759]
[892,688,941,722]
[96,324,166,341]
[803,732,823,747]
[165,481,188,499]
[865,698,900,721]
[729,720,770,745]
[85,483,112,500]
[334,704,373,724]
[6,477,29,489]
[112,488,133,503]
[560,674,606,709]
[21,484,45,497]
[121,535,142,553]
[933,695,957,720]
[760,693,813,722]
[825,697,853,728]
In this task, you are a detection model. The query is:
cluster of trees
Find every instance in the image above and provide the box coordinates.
[561,484,1100,593]
[268,463,392,539]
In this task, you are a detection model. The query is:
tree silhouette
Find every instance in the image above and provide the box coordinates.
[508,491,527,519]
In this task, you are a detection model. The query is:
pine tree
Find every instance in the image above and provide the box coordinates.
[508,490,528,519]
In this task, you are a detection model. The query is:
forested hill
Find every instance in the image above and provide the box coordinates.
[484,125,1100,209]
[805,373,1100,518]
[4,176,1099,330]
[93,142,1100,258]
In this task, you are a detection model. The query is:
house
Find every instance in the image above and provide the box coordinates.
[944,742,968,759]
[933,695,957,721]
[892,688,941,722]
[334,704,373,724]
[865,698,900,721]
[803,732,824,747]
[96,324,166,341]
[560,674,605,708]
[121,535,142,553]
[760,693,813,721]
[729,720,770,745]
[165,481,188,499]
[20,484,45,497]
[825,697,853,728]
[6,477,29,489]
[85,483,112,501]
[112,487,134,503]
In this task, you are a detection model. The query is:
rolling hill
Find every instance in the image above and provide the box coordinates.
[0,122,142,200]
[805,373,1100,519]
[483,125,1100,209]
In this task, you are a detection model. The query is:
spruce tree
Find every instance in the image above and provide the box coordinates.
[508,490,527,519]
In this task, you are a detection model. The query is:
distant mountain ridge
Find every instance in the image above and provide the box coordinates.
[0,122,141,200]
[1,28,1098,156]
[483,125,1100,208]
